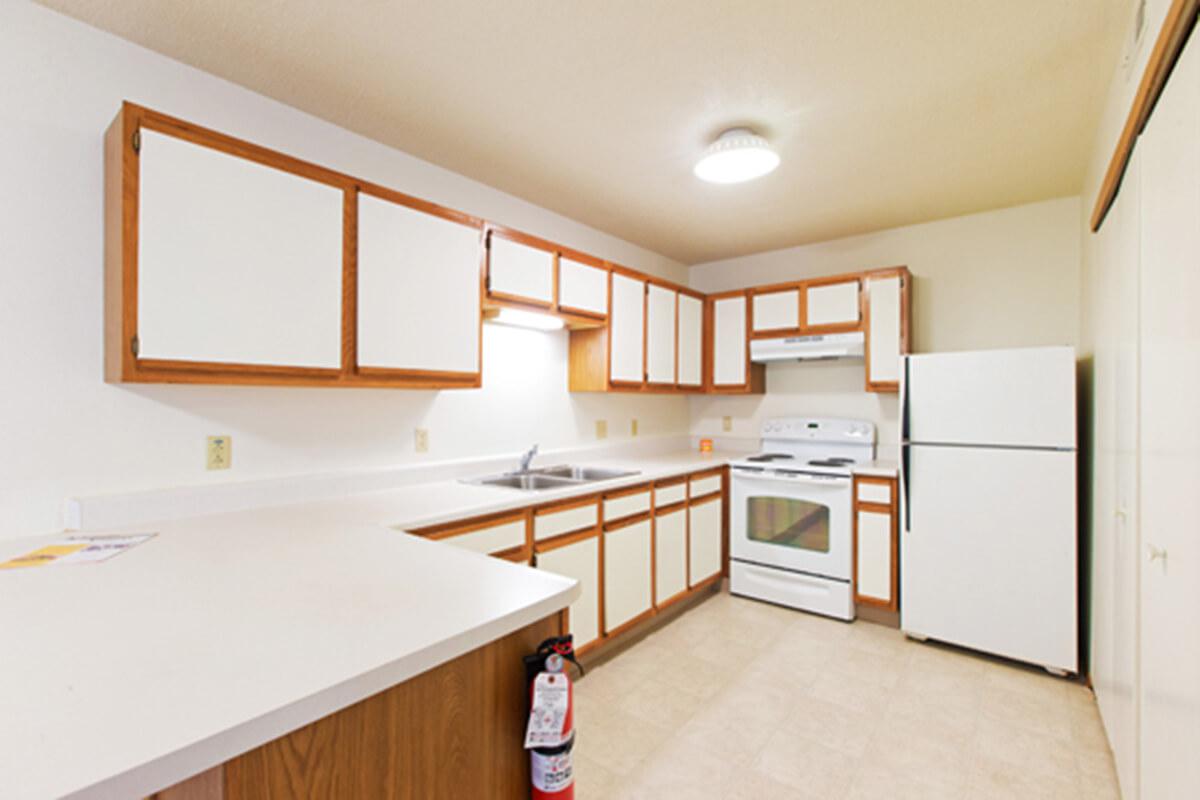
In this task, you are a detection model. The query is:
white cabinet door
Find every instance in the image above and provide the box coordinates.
[1137,32,1200,800]
[488,236,554,304]
[689,498,723,586]
[655,507,688,604]
[866,275,902,386]
[357,193,480,374]
[609,273,645,384]
[677,294,703,387]
[712,296,747,386]
[752,289,800,332]
[537,536,600,649]
[855,509,892,602]
[137,129,343,368]
[804,279,860,328]
[604,519,652,631]
[558,257,608,316]
[438,517,526,556]
[646,284,677,384]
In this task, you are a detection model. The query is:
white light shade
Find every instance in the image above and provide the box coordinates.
[489,307,564,331]
[693,128,780,184]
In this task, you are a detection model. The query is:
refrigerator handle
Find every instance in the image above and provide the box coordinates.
[901,443,911,533]
[900,355,910,441]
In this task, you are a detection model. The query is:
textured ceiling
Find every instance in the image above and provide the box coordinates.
[39,0,1130,264]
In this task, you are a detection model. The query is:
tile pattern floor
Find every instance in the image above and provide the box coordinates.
[573,592,1120,799]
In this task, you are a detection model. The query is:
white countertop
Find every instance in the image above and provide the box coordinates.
[0,449,728,800]
[852,459,900,478]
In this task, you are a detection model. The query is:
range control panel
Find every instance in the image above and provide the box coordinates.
[760,417,875,443]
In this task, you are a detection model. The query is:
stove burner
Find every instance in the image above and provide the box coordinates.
[807,457,856,467]
[746,453,796,463]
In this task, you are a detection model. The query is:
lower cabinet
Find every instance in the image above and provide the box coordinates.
[604,516,653,633]
[654,505,688,605]
[536,534,601,650]
[852,475,898,610]
[688,496,723,586]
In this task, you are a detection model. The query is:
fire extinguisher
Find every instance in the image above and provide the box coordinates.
[524,635,584,800]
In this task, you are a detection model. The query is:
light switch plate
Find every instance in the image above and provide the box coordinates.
[206,435,231,470]
[595,420,608,440]
[415,428,429,453]
[722,416,733,432]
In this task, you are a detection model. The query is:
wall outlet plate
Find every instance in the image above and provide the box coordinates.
[206,435,231,470]
[415,428,429,453]
[595,420,608,440]
[631,418,638,437]
[722,416,733,432]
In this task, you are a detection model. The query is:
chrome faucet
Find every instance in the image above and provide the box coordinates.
[518,444,539,473]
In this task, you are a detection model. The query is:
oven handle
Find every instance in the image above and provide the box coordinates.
[731,470,849,487]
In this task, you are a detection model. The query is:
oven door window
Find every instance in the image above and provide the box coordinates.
[746,496,830,553]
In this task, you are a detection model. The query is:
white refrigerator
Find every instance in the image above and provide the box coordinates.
[900,346,1078,674]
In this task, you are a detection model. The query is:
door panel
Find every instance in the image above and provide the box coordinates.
[655,508,688,603]
[866,275,902,385]
[610,273,645,384]
[752,290,800,332]
[677,294,703,386]
[855,509,891,602]
[605,519,652,630]
[537,537,600,649]
[689,498,723,585]
[1138,32,1200,800]
[646,285,677,384]
[357,193,480,373]
[804,280,859,327]
[730,472,850,578]
[488,236,553,304]
[902,445,1077,671]
[712,296,747,386]
[558,258,607,316]
[137,129,343,368]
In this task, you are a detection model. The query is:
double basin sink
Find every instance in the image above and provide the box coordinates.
[465,465,639,491]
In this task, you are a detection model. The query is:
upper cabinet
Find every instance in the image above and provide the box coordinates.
[751,287,801,335]
[709,292,766,393]
[356,189,482,383]
[864,270,910,392]
[803,277,862,331]
[646,283,677,385]
[486,232,555,307]
[609,272,646,385]
[128,127,344,374]
[558,256,608,317]
[677,293,704,388]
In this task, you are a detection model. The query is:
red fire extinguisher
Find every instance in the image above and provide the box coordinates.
[524,636,583,800]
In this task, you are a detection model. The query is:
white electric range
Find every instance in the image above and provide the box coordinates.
[728,417,876,620]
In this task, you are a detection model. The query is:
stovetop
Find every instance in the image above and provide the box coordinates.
[731,417,877,477]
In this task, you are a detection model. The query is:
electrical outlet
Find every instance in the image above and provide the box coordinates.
[631,418,639,437]
[415,428,429,453]
[206,435,231,470]
[722,416,733,432]
[595,419,608,440]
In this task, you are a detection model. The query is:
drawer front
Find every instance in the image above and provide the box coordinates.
[440,518,526,555]
[604,490,651,522]
[654,482,687,507]
[856,481,893,505]
[535,502,599,541]
[689,474,722,498]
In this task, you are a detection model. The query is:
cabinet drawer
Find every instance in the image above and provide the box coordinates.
[604,489,651,522]
[689,474,722,498]
[654,482,687,507]
[856,481,893,505]
[534,501,599,541]
[436,517,526,555]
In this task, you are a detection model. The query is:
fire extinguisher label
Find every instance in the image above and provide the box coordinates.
[531,748,573,793]
[525,673,570,748]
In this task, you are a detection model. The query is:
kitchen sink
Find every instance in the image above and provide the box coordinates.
[532,465,639,482]
[464,464,639,491]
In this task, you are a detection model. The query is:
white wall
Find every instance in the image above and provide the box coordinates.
[688,197,1082,454]
[0,2,689,540]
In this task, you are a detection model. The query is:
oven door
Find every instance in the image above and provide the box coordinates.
[730,469,852,580]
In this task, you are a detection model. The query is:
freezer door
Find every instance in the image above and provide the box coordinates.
[901,444,1077,672]
[904,346,1076,448]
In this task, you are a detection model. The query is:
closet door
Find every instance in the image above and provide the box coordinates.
[136,128,344,369]
[1137,31,1200,800]
[609,273,646,385]
[356,192,481,376]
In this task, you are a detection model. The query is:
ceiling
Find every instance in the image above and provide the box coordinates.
[39,0,1130,264]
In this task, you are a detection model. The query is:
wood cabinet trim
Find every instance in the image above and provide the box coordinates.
[412,508,530,540]
[533,526,600,554]
[653,499,688,516]
[603,510,653,531]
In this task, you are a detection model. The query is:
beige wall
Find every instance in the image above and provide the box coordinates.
[687,196,1083,454]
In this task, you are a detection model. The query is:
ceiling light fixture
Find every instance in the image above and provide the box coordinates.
[693,128,780,184]
[488,307,565,331]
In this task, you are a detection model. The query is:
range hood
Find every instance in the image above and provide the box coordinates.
[750,332,865,363]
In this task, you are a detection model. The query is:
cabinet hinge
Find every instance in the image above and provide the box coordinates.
[130,335,140,357]
[131,129,141,153]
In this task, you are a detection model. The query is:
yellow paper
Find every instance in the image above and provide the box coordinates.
[0,544,89,570]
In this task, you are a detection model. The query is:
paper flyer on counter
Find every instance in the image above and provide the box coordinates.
[0,533,156,570]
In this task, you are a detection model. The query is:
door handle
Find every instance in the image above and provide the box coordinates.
[900,443,911,533]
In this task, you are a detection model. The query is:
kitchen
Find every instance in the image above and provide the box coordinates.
[0,1,1196,799]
